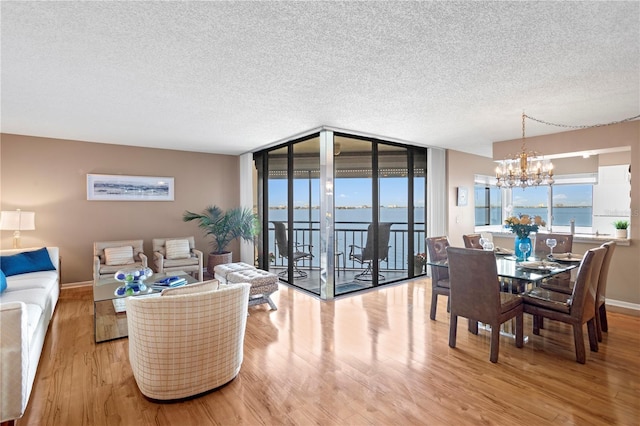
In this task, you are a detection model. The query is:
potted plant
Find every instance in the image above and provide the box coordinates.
[613,220,629,239]
[414,253,427,275]
[183,205,259,276]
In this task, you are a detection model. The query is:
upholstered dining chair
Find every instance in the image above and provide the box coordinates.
[349,223,392,281]
[534,233,573,258]
[425,236,451,321]
[93,240,147,281]
[462,234,483,249]
[522,246,606,364]
[446,247,524,363]
[272,221,313,278]
[126,280,251,400]
[152,236,203,281]
[536,233,574,291]
[595,241,616,342]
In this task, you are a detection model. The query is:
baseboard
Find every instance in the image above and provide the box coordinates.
[606,299,640,316]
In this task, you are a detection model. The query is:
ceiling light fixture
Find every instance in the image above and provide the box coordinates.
[495,112,554,189]
[495,111,640,189]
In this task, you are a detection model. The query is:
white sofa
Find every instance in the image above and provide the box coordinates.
[0,247,60,425]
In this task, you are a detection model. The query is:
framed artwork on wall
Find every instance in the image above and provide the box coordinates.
[87,174,174,201]
[456,186,468,206]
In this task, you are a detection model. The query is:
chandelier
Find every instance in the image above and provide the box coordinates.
[495,112,554,189]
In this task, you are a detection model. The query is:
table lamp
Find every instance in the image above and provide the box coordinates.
[0,209,36,248]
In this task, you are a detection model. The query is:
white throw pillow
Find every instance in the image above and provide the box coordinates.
[165,239,191,260]
[104,246,135,266]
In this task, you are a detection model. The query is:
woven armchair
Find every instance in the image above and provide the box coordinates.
[126,281,251,400]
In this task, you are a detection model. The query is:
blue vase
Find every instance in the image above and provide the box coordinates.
[514,236,532,261]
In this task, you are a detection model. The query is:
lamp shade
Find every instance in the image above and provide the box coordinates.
[0,210,36,231]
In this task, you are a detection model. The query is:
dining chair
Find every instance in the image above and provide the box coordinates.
[536,233,574,291]
[522,246,606,364]
[425,236,451,321]
[462,234,483,249]
[595,241,616,342]
[534,233,573,257]
[446,247,524,363]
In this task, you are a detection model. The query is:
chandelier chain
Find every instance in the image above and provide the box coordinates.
[524,114,640,129]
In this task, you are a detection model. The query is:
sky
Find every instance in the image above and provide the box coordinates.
[270,177,425,208]
[270,177,589,208]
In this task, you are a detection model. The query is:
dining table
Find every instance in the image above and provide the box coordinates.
[427,252,579,294]
[427,250,580,341]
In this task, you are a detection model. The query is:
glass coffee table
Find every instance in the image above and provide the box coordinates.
[94,270,198,343]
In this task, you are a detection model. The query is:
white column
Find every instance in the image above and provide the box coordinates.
[239,153,255,264]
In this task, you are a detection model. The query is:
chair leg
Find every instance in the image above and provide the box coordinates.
[587,318,599,352]
[595,308,603,342]
[572,324,586,364]
[533,315,541,335]
[489,324,500,363]
[449,315,458,348]
[430,292,438,320]
[599,304,608,332]
[468,319,478,335]
[515,313,524,348]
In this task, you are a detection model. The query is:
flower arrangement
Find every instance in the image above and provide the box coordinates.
[415,253,427,266]
[504,214,546,238]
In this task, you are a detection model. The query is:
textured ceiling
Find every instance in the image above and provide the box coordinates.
[1,1,638,157]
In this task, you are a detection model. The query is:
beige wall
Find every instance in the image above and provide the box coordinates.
[447,121,640,306]
[0,134,242,283]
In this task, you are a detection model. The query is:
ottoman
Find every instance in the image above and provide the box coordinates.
[214,262,257,283]
[226,269,279,310]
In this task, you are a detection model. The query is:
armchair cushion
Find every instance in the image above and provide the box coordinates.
[104,246,135,266]
[165,239,191,260]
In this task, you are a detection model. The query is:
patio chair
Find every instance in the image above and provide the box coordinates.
[272,221,313,278]
[349,223,392,281]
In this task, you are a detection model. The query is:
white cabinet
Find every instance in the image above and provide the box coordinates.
[592,164,631,235]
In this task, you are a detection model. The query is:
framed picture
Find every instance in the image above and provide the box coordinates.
[87,174,174,201]
[456,186,468,206]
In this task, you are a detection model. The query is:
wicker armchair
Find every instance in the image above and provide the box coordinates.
[126,281,251,400]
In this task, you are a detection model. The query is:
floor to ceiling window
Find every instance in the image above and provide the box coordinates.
[255,129,428,300]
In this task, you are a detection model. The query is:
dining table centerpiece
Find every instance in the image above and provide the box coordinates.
[504,214,546,260]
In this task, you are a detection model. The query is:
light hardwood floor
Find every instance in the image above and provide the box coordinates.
[18,279,640,425]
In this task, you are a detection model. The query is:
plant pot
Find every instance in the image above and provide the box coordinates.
[414,264,424,275]
[615,229,628,239]
[207,252,233,277]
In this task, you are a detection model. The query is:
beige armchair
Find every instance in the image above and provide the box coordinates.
[152,236,203,282]
[126,281,251,400]
[93,240,147,281]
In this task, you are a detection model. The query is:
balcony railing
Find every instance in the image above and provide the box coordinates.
[268,221,425,272]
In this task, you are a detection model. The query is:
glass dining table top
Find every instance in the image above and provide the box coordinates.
[427,254,578,284]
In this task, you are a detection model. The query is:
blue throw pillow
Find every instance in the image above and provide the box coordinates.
[0,247,56,277]
[0,269,7,293]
